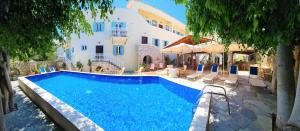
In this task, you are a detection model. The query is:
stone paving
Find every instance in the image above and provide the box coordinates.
[209,76,276,131]
[4,81,60,131]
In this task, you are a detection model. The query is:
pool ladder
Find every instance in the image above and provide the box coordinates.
[193,84,231,115]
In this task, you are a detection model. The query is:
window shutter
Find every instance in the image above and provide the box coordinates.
[121,22,126,29]
[152,38,155,45]
[100,22,105,32]
[120,46,124,55]
[92,22,97,32]
[113,45,117,56]
[157,39,160,47]
[111,22,116,30]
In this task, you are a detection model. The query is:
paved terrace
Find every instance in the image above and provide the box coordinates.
[5,70,276,130]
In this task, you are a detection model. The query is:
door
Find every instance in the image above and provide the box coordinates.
[95,45,104,60]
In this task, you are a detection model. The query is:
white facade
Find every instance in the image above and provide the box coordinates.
[66,1,185,71]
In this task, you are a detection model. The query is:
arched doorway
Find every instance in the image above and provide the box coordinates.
[143,55,152,65]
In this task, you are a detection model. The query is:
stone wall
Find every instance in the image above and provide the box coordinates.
[10,61,58,76]
[137,44,163,67]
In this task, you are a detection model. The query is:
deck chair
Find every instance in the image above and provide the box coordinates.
[39,67,47,74]
[225,65,239,87]
[150,63,155,70]
[187,64,204,80]
[49,66,56,72]
[179,65,187,77]
[118,67,126,75]
[159,63,164,69]
[136,67,144,74]
[249,66,267,88]
[203,64,219,83]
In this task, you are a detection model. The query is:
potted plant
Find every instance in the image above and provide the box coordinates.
[88,59,92,72]
[61,62,66,70]
[76,61,83,71]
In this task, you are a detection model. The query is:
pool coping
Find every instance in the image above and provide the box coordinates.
[18,70,211,131]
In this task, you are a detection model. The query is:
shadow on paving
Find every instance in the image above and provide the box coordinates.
[4,81,62,131]
[209,76,276,131]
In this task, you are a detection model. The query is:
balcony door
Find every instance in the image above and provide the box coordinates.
[95,45,104,60]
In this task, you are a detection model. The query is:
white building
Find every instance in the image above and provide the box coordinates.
[64,0,185,72]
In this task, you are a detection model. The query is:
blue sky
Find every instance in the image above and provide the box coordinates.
[113,0,186,24]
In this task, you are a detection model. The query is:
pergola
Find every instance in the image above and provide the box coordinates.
[163,35,254,70]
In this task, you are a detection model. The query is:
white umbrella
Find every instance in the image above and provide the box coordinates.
[161,43,195,66]
[161,43,194,54]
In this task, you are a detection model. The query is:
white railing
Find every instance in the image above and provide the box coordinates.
[112,30,127,37]
[91,55,124,69]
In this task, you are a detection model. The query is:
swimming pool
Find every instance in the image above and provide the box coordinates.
[19,71,206,130]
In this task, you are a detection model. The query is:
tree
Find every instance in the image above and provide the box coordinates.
[175,0,300,129]
[0,0,114,130]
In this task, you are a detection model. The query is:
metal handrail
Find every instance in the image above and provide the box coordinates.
[193,84,231,115]
[112,30,127,37]
[92,55,124,69]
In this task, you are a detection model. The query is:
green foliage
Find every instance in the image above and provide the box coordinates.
[0,0,114,61]
[88,59,92,67]
[176,0,300,54]
[76,61,83,69]
[164,56,171,65]
[61,62,66,69]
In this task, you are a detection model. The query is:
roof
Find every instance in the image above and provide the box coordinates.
[164,35,210,49]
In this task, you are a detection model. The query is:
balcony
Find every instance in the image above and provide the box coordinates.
[112,30,128,44]
[112,30,127,37]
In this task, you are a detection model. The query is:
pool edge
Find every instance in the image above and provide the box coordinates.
[18,76,103,131]
[19,70,210,131]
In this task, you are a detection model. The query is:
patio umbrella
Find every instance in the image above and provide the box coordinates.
[161,43,194,54]
[161,43,195,66]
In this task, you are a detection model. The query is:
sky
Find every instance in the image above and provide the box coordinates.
[113,0,186,24]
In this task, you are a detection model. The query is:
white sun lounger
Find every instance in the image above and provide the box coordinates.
[187,64,204,80]
[225,65,238,87]
[249,66,267,88]
[203,64,219,83]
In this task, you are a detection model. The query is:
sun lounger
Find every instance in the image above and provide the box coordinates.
[136,67,144,74]
[39,67,47,74]
[49,66,56,72]
[150,63,155,70]
[159,63,164,69]
[249,66,267,88]
[225,65,238,87]
[187,64,204,80]
[203,64,219,83]
[179,65,187,77]
[118,67,126,75]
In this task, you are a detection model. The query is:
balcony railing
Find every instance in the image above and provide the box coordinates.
[112,30,127,37]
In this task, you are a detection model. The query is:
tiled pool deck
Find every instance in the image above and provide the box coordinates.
[6,71,276,131]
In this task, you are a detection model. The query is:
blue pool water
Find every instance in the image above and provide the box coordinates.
[27,71,201,131]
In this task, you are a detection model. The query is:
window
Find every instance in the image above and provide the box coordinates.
[173,30,176,33]
[112,22,126,30]
[152,20,157,27]
[146,20,150,24]
[165,25,170,31]
[92,22,105,32]
[96,45,103,53]
[81,45,87,51]
[152,38,160,47]
[142,36,148,44]
[163,41,169,47]
[158,24,163,29]
[113,45,124,55]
